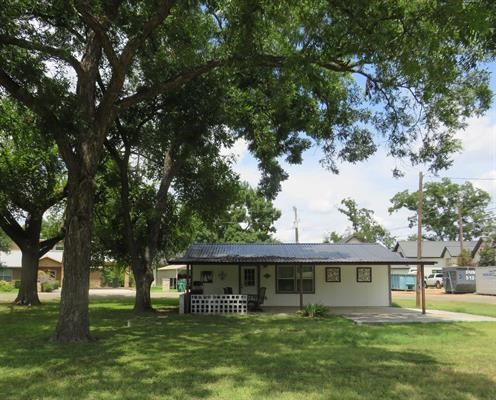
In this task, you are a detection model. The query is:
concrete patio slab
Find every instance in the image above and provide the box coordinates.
[328,306,496,324]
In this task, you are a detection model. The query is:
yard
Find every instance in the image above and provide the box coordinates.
[1,298,496,400]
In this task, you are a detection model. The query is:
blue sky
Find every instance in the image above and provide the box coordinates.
[226,64,496,243]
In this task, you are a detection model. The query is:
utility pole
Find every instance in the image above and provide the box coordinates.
[293,206,299,243]
[416,172,423,309]
[458,204,464,256]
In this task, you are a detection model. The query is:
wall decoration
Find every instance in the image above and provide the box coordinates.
[325,267,341,282]
[201,271,213,283]
[263,273,271,279]
[357,267,372,282]
[218,271,227,280]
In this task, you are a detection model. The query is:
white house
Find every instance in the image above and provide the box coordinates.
[170,243,429,311]
[392,240,479,276]
[0,247,64,283]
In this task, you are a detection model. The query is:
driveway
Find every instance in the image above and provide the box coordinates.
[392,288,496,304]
[328,306,496,324]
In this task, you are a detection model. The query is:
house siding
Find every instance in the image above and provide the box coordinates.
[192,264,390,307]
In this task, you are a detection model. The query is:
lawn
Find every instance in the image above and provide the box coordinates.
[1,299,496,400]
[393,298,496,318]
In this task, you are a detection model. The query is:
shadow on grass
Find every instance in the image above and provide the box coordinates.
[1,302,495,399]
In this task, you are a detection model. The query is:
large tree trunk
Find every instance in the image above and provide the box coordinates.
[54,175,94,342]
[132,262,154,313]
[14,246,41,306]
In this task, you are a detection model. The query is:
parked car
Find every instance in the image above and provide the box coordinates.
[425,273,444,288]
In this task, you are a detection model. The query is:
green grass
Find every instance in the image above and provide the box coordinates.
[1,299,496,400]
[393,298,496,318]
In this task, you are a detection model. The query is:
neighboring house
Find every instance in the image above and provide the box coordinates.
[392,240,479,276]
[339,234,364,244]
[0,246,64,283]
[170,243,428,308]
[156,264,187,289]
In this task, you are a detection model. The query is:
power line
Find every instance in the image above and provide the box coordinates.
[427,175,496,181]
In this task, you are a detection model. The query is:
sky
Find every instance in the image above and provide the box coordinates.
[225,67,496,243]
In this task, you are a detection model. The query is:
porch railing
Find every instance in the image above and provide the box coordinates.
[190,294,248,314]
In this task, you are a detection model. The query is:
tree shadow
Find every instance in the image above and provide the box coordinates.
[1,305,495,399]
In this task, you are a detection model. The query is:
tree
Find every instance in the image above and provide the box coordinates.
[0,228,11,253]
[479,238,496,266]
[1,1,494,341]
[193,183,281,243]
[0,99,66,305]
[325,198,395,248]
[389,178,493,240]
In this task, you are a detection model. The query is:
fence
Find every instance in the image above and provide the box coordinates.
[190,294,248,314]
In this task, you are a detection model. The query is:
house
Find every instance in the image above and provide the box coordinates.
[392,240,479,276]
[169,243,430,310]
[155,264,187,289]
[0,246,64,283]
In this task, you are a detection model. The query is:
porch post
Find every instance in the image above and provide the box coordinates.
[186,264,191,314]
[299,264,303,310]
[420,263,426,314]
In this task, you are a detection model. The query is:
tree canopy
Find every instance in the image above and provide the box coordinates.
[0,228,11,253]
[325,198,395,248]
[193,183,281,243]
[0,97,66,304]
[1,0,495,341]
[389,178,493,240]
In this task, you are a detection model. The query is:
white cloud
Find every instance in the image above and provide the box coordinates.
[228,114,496,243]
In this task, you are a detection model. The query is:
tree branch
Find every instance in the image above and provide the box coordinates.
[0,210,27,248]
[119,0,176,67]
[117,60,222,110]
[96,0,177,128]
[0,35,83,76]
[39,230,65,257]
[74,2,119,68]
[0,68,78,171]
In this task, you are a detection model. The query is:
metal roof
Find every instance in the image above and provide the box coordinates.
[394,241,478,258]
[169,243,432,265]
[0,250,63,268]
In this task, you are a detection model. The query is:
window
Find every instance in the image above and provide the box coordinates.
[0,268,13,282]
[326,267,341,282]
[276,265,314,293]
[244,269,255,286]
[357,267,372,283]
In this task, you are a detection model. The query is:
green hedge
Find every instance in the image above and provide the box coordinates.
[0,280,15,292]
[41,280,60,292]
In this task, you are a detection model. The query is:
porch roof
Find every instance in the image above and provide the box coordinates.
[169,243,435,265]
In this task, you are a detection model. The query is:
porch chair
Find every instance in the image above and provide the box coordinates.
[223,287,233,294]
[247,287,266,311]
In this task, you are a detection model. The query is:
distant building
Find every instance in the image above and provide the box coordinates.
[392,240,480,275]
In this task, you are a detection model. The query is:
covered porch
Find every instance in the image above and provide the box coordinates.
[171,243,433,315]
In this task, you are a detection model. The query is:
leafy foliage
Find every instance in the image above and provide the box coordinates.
[0,228,11,253]
[0,99,66,219]
[389,178,493,240]
[0,280,15,292]
[192,183,281,243]
[479,234,496,266]
[325,198,396,248]
[299,303,329,318]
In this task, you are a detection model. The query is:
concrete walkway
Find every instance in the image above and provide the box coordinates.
[328,306,496,324]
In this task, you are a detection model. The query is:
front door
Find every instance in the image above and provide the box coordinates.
[240,266,258,295]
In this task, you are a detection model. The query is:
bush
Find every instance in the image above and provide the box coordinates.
[299,303,329,318]
[14,280,21,289]
[0,280,15,292]
[41,280,60,292]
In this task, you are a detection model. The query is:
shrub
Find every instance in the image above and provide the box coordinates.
[299,303,329,318]
[0,280,15,292]
[41,280,60,292]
